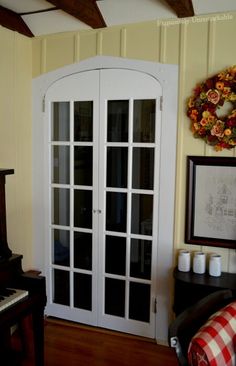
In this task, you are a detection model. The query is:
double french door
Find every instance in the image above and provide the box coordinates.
[45,68,162,338]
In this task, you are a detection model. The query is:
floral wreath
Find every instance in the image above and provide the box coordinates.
[187,65,236,151]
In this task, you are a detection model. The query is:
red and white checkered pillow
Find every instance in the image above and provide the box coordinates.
[188,301,236,366]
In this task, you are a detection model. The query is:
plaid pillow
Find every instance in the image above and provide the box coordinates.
[188,301,236,366]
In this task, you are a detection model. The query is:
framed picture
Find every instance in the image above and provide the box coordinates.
[185,156,236,249]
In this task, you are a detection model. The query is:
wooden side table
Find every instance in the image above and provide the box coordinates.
[173,267,236,315]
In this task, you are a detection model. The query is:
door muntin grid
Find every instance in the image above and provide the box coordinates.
[50,100,94,312]
[104,98,156,324]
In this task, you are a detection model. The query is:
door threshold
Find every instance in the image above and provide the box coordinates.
[45,316,156,343]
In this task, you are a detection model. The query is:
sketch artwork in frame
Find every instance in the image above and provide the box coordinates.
[185,156,236,249]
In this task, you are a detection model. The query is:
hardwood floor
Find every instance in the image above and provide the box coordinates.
[44,318,178,366]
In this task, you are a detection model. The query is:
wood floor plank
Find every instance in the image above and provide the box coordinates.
[44,318,178,366]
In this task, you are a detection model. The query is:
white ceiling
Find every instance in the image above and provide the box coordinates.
[0,0,236,36]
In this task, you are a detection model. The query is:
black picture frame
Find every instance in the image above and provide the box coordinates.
[185,156,236,249]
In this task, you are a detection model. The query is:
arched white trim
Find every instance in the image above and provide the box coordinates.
[32,56,178,343]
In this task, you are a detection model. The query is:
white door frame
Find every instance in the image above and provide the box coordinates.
[32,56,178,343]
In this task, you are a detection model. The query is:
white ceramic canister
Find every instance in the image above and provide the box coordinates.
[209,254,221,277]
[178,250,191,272]
[193,252,206,274]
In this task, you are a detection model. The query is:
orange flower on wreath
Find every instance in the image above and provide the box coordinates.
[224,129,232,136]
[216,81,224,90]
[190,109,198,121]
[200,118,208,127]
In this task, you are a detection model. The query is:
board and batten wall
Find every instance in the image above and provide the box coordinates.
[0,27,32,268]
[31,11,236,274]
[1,11,236,274]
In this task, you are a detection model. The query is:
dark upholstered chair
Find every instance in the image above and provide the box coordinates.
[168,289,234,366]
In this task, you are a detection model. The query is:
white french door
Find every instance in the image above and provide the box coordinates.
[45,68,162,338]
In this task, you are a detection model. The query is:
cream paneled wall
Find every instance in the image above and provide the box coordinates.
[0,27,32,269]
[32,13,236,273]
[1,12,236,272]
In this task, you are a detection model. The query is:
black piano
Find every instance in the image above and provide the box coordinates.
[0,169,46,366]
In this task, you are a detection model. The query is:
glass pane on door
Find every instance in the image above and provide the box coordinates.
[74,101,93,141]
[129,282,150,322]
[133,100,155,142]
[106,192,127,232]
[74,232,92,270]
[107,147,128,188]
[132,148,154,190]
[52,229,70,266]
[74,273,92,310]
[74,190,92,228]
[53,269,70,305]
[107,100,129,142]
[130,239,152,280]
[52,188,70,226]
[52,102,70,141]
[74,146,93,186]
[105,236,126,275]
[52,146,70,184]
[105,278,125,317]
[131,194,153,236]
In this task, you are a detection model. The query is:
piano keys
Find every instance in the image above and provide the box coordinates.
[0,256,46,366]
[0,288,28,313]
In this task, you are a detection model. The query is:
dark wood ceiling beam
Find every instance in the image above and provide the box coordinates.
[163,0,194,17]
[0,5,34,37]
[47,0,106,28]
